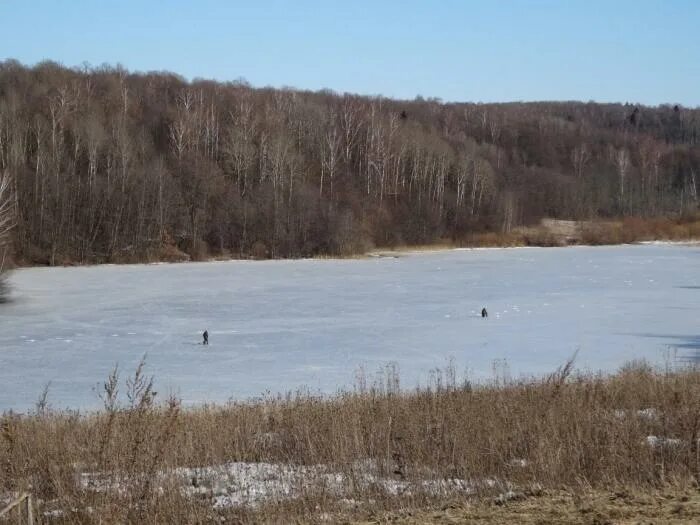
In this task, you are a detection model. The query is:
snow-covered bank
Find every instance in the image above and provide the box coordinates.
[1,244,698,411]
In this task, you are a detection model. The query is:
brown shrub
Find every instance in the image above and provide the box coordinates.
[464,231,525,247]
[2,360,700,522]
[157,242,191,263]
[251,241,268,259]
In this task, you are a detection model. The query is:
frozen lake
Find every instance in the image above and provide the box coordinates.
[1,244,698,412]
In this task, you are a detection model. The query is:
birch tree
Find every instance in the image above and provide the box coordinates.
[611,146,630,210]
[571,143,591,180]
[0,170,16,301]
[320,117,340,200]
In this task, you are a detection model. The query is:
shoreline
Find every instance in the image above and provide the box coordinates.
[2,356,695,417]
[7,238,699,272]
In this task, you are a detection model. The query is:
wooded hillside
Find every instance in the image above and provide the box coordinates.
[0,60,698,264]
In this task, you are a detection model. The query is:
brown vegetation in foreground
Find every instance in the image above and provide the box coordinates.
[358,487,700,524]
[1,362,700,523]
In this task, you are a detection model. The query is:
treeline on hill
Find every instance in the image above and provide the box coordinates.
[0,60,698,265]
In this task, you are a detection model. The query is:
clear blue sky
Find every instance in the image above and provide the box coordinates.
[1,0,699,106]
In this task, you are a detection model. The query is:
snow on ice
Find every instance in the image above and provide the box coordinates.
[0,244,699,412]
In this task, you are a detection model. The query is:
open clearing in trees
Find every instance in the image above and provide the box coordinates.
[1,243,698,412]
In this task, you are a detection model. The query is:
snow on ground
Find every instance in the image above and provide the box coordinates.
[75,460,481,509]
[0,244,698,412]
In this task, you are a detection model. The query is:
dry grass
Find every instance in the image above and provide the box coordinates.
[356,486,700,524]
[461,232,526,248]
[581,215,700,246]
[463,215,700,249]
[2,360,700,523]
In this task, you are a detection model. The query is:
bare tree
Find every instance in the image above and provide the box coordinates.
[471,158,494,217]
[500,191,517,233]
[571,143,591,180]
[320,116,340,200]
[611,146,631,211]
[340,96,362,164]
[0,170,16,301]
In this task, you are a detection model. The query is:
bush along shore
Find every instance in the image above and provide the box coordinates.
[2,359,700,523]
[7,214,700,269]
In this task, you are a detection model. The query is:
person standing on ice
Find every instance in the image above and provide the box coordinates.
[202,330,209,345]
[481,307,488,318]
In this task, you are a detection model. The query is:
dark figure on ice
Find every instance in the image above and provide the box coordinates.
[202,330,209,345]
[481,308,488,318]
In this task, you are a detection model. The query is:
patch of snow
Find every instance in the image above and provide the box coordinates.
[495,490,524,505]
[645,435,683,448]
[637,408,659,420]
[613,408,659,421]
[77,460,477,509]
[639,240,700,246]
[340,497,364,508]
[177,462,343,508]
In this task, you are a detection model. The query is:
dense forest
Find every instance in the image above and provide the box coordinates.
[0,60,698,265]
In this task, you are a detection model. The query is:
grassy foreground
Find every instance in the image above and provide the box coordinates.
[358,486,700,524]
[2,361,700,523]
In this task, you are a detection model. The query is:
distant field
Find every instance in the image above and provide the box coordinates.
[1,243,699,412]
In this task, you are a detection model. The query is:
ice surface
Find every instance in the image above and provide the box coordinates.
[1,244,698,412]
